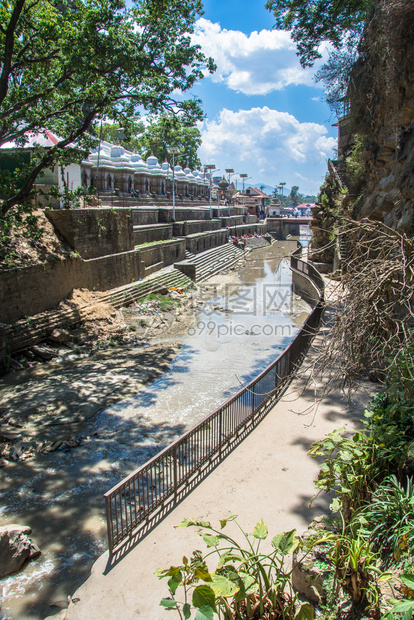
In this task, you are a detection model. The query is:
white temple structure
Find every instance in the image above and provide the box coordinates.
[81,142,211,199]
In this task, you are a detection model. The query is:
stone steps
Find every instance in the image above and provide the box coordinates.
[176,243,245,282]
[5,271,193,354]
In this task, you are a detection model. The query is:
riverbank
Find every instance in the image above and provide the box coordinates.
[59,278,376,620]
[0,241,303,619]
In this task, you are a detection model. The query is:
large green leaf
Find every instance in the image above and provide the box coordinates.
[210,574,240,598]
[219,515,237,529]
[192,585,216,610]
[271,530,299,555]
[401,574,414,590]
[195,605,215,620]
[294,602,314,620]
[387,600,414,614]
[160,597,177,609]
[177,518,212,529]
[183,603,191,619]
[218,552,242,568]
[194,568,213,582]
[252,519,268,539]
[168,574,182,595]
[239,572,258,595]
[202,534,219,547]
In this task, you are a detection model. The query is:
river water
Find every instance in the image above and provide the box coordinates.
[0,239,311,619]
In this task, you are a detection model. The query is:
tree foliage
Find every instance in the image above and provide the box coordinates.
[315,40,359,115]
[0,0,215,215]
[265,0,372,67]
[133,113,202,169]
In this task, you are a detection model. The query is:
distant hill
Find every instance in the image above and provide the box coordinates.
[251,183,317,203]
[251,183,275,195]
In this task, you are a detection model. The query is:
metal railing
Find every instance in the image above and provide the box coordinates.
[104,244,325,554]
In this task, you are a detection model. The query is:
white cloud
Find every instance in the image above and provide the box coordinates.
[199,106,336,194]
[192,18,328,95]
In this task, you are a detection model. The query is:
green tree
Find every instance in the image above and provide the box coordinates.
[99,121,145,147]
[288,185,302,207]
[265,0,371,67]
[133,113,202,169]
[0,0,215,216]
[315,41,359,115]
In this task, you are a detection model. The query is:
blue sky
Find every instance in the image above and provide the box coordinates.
[187,0,338,196]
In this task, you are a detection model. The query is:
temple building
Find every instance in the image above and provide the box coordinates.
[82,142,210,199]
[0,132,211,206]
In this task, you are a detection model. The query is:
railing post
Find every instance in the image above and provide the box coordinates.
[219,410,222,459]
[105,494,114,556]
[173,445,178,502]
[252,385,255,413]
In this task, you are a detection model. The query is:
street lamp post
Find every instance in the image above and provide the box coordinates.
[204,164,216,219]
[225,168,235,216]
[240,174,249,225]
[166,146,181,221]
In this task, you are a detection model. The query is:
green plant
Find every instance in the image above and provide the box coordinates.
[327,521,383,608]
[355,475,414,559]
[141,293,180,312]
[309,428,383,524]
[156,516,315,619]
[383,573,414,619]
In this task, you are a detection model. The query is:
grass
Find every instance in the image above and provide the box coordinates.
[140,293,181,311]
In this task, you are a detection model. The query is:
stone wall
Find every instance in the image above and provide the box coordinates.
[0,240,186,323]
[131,208,159,226]
[173,220,221,236]
[185,230,228,254]
[133,224,173,246]
[46,208,134,259]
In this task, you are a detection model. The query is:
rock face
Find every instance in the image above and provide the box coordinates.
[0,524,41,578]
[351,0,414,233]
[311,0,414,247]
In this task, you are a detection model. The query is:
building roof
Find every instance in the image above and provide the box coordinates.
[0,130,73,149]
[247,187,268,197]
[296,203,315,209]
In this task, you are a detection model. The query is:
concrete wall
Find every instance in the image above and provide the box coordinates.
[173,220,221,236]
[133,224,173,246]
[46,208,134,259]
[220,215,245,227]
[185,230,228,254]
[131,208,159,226]
[291,269,320,306]
[266,218,300,239]
[0,239,186,323]
[158,207,211,223]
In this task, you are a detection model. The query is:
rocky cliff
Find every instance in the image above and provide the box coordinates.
[312,0,414,257]
[352,0,414,234]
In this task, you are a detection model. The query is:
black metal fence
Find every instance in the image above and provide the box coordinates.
[104,245,325,554]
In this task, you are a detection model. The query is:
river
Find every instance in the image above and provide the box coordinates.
[0,238,311,619]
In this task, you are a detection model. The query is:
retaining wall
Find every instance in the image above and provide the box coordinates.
[133,224,173,245]
[46,208,134,259]
[0,240,186,323]
[173,220,221,236]
[185,230,228,254]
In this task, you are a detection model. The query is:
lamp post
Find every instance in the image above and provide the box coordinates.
[225,168,235,216]
[240,174,249,224]
[167,146,181,221]
[204,165,216,219]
